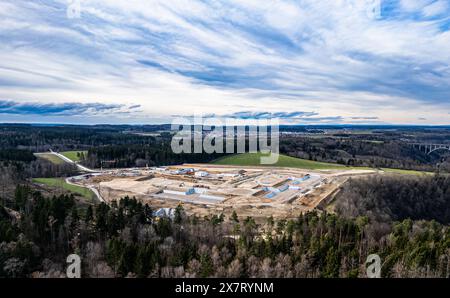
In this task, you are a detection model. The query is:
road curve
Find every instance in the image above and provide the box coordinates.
[65,176,105,203]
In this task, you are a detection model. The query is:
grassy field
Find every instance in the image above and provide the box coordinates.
[212,153,432,175]
[60,151,87,162]
[212,153,355,170]
[34,153,65,165]
[32,178,95,201]
[381,168,433,175]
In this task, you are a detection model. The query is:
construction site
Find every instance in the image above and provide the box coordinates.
[67,164,375,219]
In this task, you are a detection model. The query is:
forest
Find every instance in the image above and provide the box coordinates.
[280,135,450,172]
[335,175,450,224]
[1,124,450,172]
[0,187,449,278]
[0,124,449,278]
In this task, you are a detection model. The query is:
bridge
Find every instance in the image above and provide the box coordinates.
[411,143,450,155]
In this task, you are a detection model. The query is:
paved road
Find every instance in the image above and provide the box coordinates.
[43,150,104,202]
[65,175,105,203]
[49,150,98,173]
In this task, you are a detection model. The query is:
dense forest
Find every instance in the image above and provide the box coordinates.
[1,124,449,172]
[0,125,449,278]
[0,155,77,200]
[335,175,450,224]
[0,125,225,171]
[0,188,449,278]
[85,145,225,168]
[280,135,450,172]
[0,124,167,151]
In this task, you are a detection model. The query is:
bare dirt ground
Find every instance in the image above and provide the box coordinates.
[71,165,376,219]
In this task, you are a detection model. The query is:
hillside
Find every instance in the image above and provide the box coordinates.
[212,153,352,170]
[212,153,435,175]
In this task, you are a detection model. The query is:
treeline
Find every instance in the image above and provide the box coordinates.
[1,125,449,172]
[0,159,78,202]
[0,124,168,152]
[335,175,450,224]
[0,149,36,163]
[0,187,449,278]
[0,125,227,169]
[85,144,226,168]
[280,136,449,172]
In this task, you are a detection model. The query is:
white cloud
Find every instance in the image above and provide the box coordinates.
[423,0,449,17]
[0,0,449,124]
[400,0,433,12]
[263,1,305,31]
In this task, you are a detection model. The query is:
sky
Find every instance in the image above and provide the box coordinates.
[0,0,450,125]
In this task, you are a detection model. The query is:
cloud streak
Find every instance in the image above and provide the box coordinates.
[172,110,352,124]
[0,100,130,116]
[0,0,449,124]
[220,111,319,120]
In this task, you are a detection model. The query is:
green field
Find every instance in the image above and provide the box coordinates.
[60,151,87,162]
[212,153,355,170]
[212,153,431,175]
[380,168,433,175]
[32,178,95,201]
[34,153,65,165]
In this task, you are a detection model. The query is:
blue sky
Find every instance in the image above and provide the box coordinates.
[0,0,449,124]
